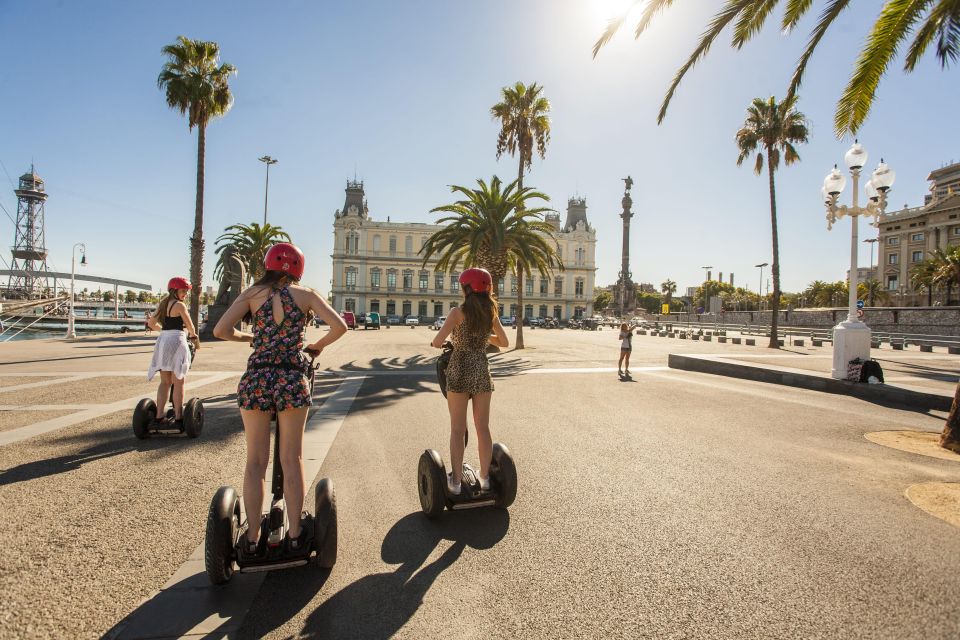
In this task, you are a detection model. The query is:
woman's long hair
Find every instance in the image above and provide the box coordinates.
[155,289,178,324]
[461,284,497,335]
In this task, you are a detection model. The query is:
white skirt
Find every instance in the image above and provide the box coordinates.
[148,330,192,380]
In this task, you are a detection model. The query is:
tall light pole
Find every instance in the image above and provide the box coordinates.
[259,155,278,226]
[822,140,895,379]
[755,262,768,311]
[66,243,86,339]
[700,265,713,312]
[864,237,879,306]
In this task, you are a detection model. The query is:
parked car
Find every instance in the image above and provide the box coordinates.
[500,316,514,327]
[432,316,447,330]
[405,316,420,326]
[357,313,366,326]
[364,312,381,330]
[341,311,357,330]
[386,315,402,325]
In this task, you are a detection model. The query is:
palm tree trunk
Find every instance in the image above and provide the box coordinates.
[941,382,960,453]
[515,160,526,349]
[766,153,780,349]
[189,122,206,330]
[928,286,933,306]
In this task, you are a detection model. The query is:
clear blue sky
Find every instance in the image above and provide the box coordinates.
[0,0,956,297]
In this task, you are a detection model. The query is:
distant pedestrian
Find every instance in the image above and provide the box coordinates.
[618,322,632,376]
[146,277,199,428]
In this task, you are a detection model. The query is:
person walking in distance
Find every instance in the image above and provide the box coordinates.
[618,322,633,377]
[431,268,509,495]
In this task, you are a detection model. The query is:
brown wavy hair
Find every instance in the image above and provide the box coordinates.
[461,285,497,335]
[155,289,180,324]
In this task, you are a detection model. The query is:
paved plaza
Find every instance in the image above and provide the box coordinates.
[1,328,959,639]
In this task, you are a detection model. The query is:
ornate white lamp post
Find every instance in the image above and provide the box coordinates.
[66,242,87,339]
[822,141,895,379]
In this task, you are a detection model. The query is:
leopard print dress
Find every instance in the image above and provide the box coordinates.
[445,319,494,395]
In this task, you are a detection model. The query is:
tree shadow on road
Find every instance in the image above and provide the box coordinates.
[242,509,510,639]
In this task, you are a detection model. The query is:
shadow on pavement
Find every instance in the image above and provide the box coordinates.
[242,509,509,639]
[0,350,155,365]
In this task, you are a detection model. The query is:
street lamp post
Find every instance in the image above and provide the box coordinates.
[259,155,278,226]
[864,237,879,306]
[822,140,895,379]
[755,262,768,311]
[66,243,87,339]
[700,265,712,313]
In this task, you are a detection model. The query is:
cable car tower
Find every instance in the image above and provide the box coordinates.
[7,167,51,298]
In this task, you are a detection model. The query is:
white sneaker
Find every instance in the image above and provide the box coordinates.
[447,473,461,495]
[479,475,491,492]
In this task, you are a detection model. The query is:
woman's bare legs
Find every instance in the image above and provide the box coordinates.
[624,350,631,373]
[470,392,493,480]
[277,406,310,538]
[446,392,470,484]
[156,371,173,419]
[240,409,272,543]
[171,376,185,419]
[618,351,626,373]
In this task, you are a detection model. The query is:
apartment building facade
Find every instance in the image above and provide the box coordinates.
[330,181,597,320]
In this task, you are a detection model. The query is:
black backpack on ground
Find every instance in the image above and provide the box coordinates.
[859,359,884,383]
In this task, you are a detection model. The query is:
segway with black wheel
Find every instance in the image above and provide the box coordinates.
[132,342,204,439]
[417,442,517,519]
[204,349,337,584]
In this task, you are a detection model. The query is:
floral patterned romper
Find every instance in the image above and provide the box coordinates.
[237,286,312,412]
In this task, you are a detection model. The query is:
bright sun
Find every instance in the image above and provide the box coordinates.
[593,0,639,28]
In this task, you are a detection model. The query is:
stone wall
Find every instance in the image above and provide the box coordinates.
[666,307,960,336]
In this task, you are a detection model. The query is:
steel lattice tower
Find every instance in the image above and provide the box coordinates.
[7,167,51,298]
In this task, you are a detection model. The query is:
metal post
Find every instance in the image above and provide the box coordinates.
[259,155,277,226]
[114,284,119,319]
[847,169,860,322]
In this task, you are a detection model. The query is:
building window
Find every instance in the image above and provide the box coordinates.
[434,302,443,317]
[498,278,505,295]
[575,247,585,265]
[450,301,458,310]
[539,304,548,318]
[345,298,355,312]
[402,300,412,316]
[540,278,548,295]
[887,237,899,245]
[554,277,563,296]
[511,277,517,294]
[405,236,413,255]
[345,269,357,290]
[402,270,413,291]
[526,278,533,295]
[886,276,898,291]
[370,300,380,313]
[386,300,396,315]
[553,305,562,319]
[954,227,960,236]
[419,272,429,292]
[345,232,359,255]
[387,270,397,291]
[575,278,584,297]
[912,251,923,262]
[574,306,585,319]
[370,269,381,289]
[418,301,427,316]
[509,304,517,317]
[373,235,381,253]
[450,273,459,289]
[888,254,898,265]
[389,236,397,255]
[525,304,533,318]
[435,273,444,292]
[911,233,924,241]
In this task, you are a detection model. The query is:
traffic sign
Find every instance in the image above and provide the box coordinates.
[857,300,864,309]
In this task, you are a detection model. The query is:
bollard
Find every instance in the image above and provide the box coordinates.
[732,337,741,345]
[949,346,960,355]
[718,336,727,343]
[745,338,756,346]
[812,339,822,347]
[692,334,700,341]
[920,344,933,353]
[794,339,804,347]
[778,339,784,347]
[870,340,880,349]
[704,335,712,342]
[679,333,687,339]
[892,343,904,350]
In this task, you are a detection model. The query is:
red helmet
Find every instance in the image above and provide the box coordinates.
[264,242,305,280]
[458,268,492,293]
[167,277,191,291]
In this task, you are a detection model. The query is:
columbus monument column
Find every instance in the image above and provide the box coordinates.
[616,176,635,315]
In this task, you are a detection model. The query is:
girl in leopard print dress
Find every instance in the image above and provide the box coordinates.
[431,268,509,495]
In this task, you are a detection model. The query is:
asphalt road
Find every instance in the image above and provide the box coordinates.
[1,328,958,639]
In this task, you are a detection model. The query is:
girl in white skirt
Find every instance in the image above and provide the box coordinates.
[147,277,200,427]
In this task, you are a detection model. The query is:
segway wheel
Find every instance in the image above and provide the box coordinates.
[491,443,517,509]
[205,486,240,585]
[417,450,447,519]
[132,399,156,440]
[183,398,204,438]
[314,478,338,569]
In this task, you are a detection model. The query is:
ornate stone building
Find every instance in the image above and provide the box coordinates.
[330,181,597,320]
[876,162,960,303]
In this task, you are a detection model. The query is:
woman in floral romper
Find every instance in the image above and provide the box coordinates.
[214,243,347,555]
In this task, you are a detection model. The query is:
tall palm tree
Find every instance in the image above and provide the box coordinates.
[932,246,960,305]
[861,278,890,306]
[158,36,236,327]
[420,177,562,324]
[214,222,292,284]
[593,0,959,136]
[491,82,551,348]
[660,279,677,308]
[910,258,940,306]
[735,96,809,348]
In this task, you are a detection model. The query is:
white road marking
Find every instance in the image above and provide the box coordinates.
[0,375,94,393]
[0,372,239,447]
[106,376,365,640]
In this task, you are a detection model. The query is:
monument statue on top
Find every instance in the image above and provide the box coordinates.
[616,176,636,316]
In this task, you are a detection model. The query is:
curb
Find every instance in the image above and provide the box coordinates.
[667,354,953,412]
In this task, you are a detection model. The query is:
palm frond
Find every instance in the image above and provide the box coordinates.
[733,0,781,48]
[785,0,853,103]
[904,0,960,69]
[782,0,815,33]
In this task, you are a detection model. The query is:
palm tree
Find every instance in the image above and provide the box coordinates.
[861,278,890,306]
[491,82,552,349]
[158,36,236,327]
[420,177,563,324]
[593,0,959,136]
[735,96,809,348]
[660,279,677,307]
[932,246,960,305]
[909,258,940,306]
[214,222,292,284]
